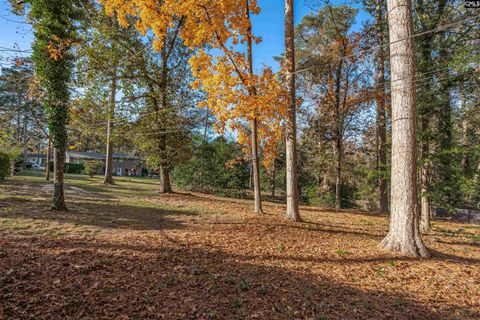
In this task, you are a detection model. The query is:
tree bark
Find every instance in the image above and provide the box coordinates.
[53,147,67,211]
[103,68,117,185]
[285,0,300,221]
[334,137,342,211]
[45,135,51,181]
[246,0,263,213]
[460,83,469,173]
[420,142,431,233]
[250,119,263,213]
[375,0,388,213]
[380,0,428,257]
[158,43,172,193]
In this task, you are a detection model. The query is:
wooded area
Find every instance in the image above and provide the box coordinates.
[0,0,479,318]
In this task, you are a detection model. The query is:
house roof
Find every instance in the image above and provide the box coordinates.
[66,151,140,160]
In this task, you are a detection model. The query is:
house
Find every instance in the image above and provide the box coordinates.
[65,151,143,176]
[26,154,47,166]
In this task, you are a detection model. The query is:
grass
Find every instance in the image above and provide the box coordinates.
[0,171,479,319]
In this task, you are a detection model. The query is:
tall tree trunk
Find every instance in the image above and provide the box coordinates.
[250,119,263,213]
[334,137,342,211]
[333,51,343,212]
[375,0,388,213]
[103,68,117,185]
[460,83,469,173]
[53,147,67,211]
[159,44,172,193]
[285,0,300,221]
[45,135,51,181]
[380,0,428,257]
[420,140,431,232]
[246,0,263,213]
[270,161,276,198]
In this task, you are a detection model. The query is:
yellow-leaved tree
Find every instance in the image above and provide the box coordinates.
[100,0,287,213]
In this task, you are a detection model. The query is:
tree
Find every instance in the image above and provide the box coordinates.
[101,0,286,207]
[74,9,132,185]
[295,5,370,211]
[380,0,428,257]
[284,0,300,220]
[373,0,389,213]
[27,0,81,210]
[414,0,450,232]
[0,58,47,162]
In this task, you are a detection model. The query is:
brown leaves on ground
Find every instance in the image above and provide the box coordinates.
[0,175,479,319]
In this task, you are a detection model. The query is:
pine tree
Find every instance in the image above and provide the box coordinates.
[380,0,429,257]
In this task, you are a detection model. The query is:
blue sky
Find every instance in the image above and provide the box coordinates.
[0,0,370,70]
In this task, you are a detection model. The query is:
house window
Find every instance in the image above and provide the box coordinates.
[117,167,122,176]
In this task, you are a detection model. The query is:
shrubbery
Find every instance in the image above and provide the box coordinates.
[172,137,249,194]
[0,152,10,180]
[83,161,103,177]
[49,161,84,174]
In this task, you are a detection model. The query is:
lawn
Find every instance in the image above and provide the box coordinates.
[1,171,479,319]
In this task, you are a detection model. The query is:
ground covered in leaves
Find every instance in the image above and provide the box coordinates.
[0,171,479,319]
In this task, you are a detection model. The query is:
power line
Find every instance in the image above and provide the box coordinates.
[294,12,480,76]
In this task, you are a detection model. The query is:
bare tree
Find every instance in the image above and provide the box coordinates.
[380,0,429,257]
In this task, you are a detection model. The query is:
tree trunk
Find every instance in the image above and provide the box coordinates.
[334,137,342,211]
[159,165,172,193]
[246,0,263,214]
[380,0,428,257]
[45,136,51,181]
[251,119,263,213]
[285,0,300,221]
[159,44,172,193]
[103,68,117,185]
[420,141,431,233]
[271,162,276,198]
[375,0,388,213]
[460,83,469,173]
[53,147,67,211]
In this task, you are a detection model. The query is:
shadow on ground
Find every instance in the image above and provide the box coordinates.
[1,236,477,320]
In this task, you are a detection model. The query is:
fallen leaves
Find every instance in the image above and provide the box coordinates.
[0,175,479,319]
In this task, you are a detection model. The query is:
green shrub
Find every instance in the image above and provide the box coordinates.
[49,161,84,174]
[172,137,249,192]
[10,151,24,175]
[83,161,103,177]
[65,163,84,174]
[306,183,356,209]
[0,152,10,179]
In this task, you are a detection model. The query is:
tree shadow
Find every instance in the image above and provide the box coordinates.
[0,196,197,232]
[1,237,477,319]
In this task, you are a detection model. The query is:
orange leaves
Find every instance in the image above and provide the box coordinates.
[100,0,283,168]
[190,47,287,167]
[47,35,72,61]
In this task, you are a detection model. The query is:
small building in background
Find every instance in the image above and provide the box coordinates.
[65,151,143,176]
[26,154,47,167]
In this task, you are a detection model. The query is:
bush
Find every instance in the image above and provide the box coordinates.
[49,161,84,174]
[83,161,103,177]
[0,152,10,180]
[172,137,249,192]
[65,163,84,174]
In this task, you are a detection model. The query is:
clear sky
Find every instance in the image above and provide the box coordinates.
[0,0,370,70]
